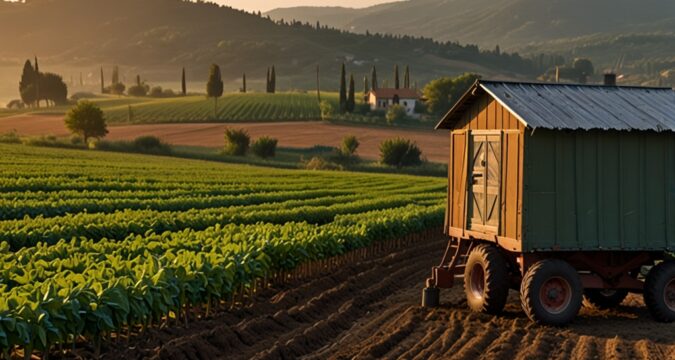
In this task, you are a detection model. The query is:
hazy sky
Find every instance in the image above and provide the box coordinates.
[216,1,393,12]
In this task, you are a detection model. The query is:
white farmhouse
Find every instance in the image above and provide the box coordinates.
[367,88,419,115]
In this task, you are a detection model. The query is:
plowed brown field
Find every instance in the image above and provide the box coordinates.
[0,115,448,162]
[100,236,674,360]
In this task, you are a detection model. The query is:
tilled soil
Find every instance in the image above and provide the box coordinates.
[104,237,674,360]
[0,115,449,162]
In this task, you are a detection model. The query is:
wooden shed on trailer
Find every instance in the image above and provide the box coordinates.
[425,79,675,325]
[435,80,675,252]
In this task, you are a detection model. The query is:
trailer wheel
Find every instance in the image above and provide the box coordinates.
[463,244,509,314]
[521,259,582,326]
[583,289,628,310]
[644,261,675,323]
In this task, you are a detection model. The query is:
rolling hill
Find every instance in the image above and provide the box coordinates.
[268,0,675,81]
[0,0,538,102]
[267,0,675,48]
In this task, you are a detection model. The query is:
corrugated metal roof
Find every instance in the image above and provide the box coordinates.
[436,80,675,132]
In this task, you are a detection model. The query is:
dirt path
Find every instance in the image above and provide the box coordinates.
[95,234,674,360]
[0,115,448,162]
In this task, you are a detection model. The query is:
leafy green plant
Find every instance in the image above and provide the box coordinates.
[386,104,408,125]
[223,128,250,156]
[251,136,278,159]
[379,138,423,167]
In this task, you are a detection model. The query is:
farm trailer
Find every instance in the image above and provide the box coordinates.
[423,78,675,326]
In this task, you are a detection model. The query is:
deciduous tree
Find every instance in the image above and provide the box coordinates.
[64,101,108,143]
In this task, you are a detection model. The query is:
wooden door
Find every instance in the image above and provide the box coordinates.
[468,133,501,233]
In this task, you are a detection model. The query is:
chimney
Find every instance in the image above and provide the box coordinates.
[604,73,617,86]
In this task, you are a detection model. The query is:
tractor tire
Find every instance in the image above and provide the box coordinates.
[583,289,629,310]
[644,261,675,323]
[521,259,582,326]
[463,244,509,314]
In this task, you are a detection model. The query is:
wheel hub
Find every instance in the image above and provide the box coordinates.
[539,276,572,315]
[470,263,485,299]
[666,279,675,312]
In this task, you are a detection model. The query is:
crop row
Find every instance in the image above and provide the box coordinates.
[99,93,337,124]
[0,192,442,250]
[0,205,443,355]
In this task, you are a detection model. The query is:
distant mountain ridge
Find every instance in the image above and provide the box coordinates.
[267,0,675,48]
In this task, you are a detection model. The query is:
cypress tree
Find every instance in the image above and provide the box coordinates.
[339,63,347,113]
[181,67,187,96]
[242,73,247,93]
[394,64,400,89]
[100,67,104,93]
[112,66,119,86]
[363,75,369,95]
[371,66,378,90]
[266,67,270,93]
[404,65,410,89]
[347,73,355,113]
[271,66,276,94]
[19,59,36,106]
[316,65,321,102]
[136,75,141,87]
[34,56,40,108]
[206,64,224,119]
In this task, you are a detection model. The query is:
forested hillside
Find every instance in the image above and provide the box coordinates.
[0,0,538,90]
[268,0,675,83]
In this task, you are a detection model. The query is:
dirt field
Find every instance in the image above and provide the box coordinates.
[95,235,674,360]
[0,115,448,162]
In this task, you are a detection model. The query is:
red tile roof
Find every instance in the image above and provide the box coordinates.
[370,88,419,99]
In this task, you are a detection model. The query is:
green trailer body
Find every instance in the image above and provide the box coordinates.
[426,79,675,325]
[523,129,675,252]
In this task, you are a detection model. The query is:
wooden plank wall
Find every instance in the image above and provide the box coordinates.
[448,93,525,243]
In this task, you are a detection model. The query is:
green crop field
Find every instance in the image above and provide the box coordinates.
[0,92,340,124]
[0,144,445,355]
[98,92,339,124]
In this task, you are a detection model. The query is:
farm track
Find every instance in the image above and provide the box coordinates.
[105,236,675,360]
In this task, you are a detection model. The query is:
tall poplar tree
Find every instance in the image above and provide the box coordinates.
[19,59,36,106]
[270,66,276,93]
[242,73,247,93]
[266,67,271,93]
[181,67,187,96]
[34,56,40,107]
[206,64,224,119]
[339,63,347,113]
[404,65,410,89]
[316,65,321,102]
[347,73,355,113]
[371,66,378,91]
[394,64,400,89]
[100,67,104,93]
